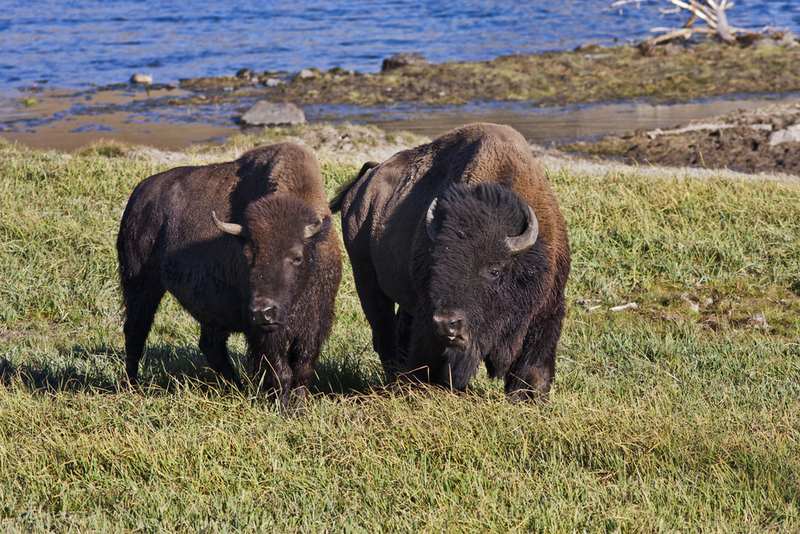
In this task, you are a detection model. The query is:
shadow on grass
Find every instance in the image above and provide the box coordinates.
[0,341,386,401]
[0,343,225,394]
[313,350,385,397]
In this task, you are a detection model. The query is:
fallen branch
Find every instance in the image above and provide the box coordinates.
[645,123,773,139]
[610,302,638,312]
[646,123,734,139]
[609,0,761,45]
[646,26,715,45]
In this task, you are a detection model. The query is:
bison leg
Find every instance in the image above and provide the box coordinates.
[121,281,165,384]
[404,320,448,387]
[198,327,241,387]
[395,308,413,370]
[505,314,563,402]
[350,261,400,380]
[247,332,294,410]
[286,338,319,414]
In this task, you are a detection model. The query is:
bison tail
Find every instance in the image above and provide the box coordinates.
[329,161,379,213]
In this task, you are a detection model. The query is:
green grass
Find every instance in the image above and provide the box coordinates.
[0,141,799,532]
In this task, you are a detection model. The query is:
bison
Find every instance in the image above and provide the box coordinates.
[331,123,570,401]
[117,142,342,410]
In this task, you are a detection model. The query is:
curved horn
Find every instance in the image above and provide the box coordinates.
[505,205,538,254]
[304,218,324,239]
[211,211,244,236]
[425,197,439,241]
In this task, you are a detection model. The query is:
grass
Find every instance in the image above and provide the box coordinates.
[0,138,799,532]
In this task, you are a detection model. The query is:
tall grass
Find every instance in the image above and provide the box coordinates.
[0,142,798,532]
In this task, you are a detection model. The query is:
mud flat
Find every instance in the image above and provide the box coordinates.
[561,101,800,176]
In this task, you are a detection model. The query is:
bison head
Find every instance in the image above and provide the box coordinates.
[212,195,327,332]
[416,183,545,388]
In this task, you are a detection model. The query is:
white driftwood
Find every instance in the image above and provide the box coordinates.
[645,123,773,139]
[608,0,755,44]
[646,123,733,139]
[610,302,638,312]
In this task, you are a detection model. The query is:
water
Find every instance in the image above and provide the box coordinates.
[2,0,798,94]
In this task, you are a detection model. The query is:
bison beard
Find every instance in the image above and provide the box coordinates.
[404,183,551,394]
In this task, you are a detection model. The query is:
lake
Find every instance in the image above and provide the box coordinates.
[2,0,798,94]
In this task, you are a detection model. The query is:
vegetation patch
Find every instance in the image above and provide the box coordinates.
[175,42,800,108]
[0,138,798,531]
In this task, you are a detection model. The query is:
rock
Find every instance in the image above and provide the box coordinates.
[130,73,153,84]
[663,313,685,324]
[236,68,260,84]
[681,294,699,313]
[769,124,800,146]
[264,78,283,87]
[575,43,604,53]
[297,69,316,79]
[753,38,782,52]
[777,30,797,48]
[236,68,255,79]
[747,313,770,329]
[381,53,430,71]
[239,101,305,127]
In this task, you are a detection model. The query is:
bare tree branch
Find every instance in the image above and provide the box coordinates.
[608,0,760,45]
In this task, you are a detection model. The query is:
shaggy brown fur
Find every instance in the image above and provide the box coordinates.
[331,123,570,401]
[118,142,342,411]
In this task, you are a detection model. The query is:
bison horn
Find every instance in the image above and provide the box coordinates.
[425,198,439,240]
[304,218,324,239]
[211,211,244,236]
[505,205,538,254]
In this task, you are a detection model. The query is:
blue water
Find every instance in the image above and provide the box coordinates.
[1,0,798,94]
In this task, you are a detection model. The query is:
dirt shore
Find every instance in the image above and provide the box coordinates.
[562,101,800,176]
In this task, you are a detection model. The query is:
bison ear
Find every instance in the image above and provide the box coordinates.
[506,205,538,254]
[212,211,245,236]
[425,197,439,240]
[304,218,325,239]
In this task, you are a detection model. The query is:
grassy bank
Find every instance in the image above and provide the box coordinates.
[0,138,798,532]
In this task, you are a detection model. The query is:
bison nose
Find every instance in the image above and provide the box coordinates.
[433,312,467,343]
[251,300,284,329]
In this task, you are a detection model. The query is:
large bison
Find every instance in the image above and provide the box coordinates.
[117,143,342,410]
[331,123,570,401]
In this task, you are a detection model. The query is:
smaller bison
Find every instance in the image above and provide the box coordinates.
[117,143,342,410]
[331,123,570,401]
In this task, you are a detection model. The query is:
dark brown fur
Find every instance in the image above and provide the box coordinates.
[332,123,570,401]
[117,142,342,411]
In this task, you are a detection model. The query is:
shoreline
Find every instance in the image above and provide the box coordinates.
[3,84,799,155]
[2,41,800,177]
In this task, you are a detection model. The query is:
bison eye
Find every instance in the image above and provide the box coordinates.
[486,267,501,281]
[291,255,303,266]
